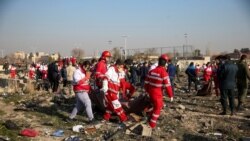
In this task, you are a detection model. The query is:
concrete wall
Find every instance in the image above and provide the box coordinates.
[177,56,211,71]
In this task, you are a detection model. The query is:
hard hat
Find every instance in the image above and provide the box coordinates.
[101,51,112,58]
[159,54,169,61]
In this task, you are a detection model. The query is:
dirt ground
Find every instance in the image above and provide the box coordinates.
[0,76,250,141]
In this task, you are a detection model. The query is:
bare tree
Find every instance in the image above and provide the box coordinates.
[220,51,228,55]
[133,52,146,61]
[240,48,250,53]
[71,48,84,61]
[111,47,122,61]
[145,48,158,56]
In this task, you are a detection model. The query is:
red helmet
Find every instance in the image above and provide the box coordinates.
[159,54,169,61]
[101,51,112,58]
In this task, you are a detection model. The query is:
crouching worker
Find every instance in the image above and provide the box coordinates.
[102,59,128,123]
[68,61,94,123]
[119,65,135,101]
[144,54,173,128]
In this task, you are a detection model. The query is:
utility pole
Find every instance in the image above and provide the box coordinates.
[183,45,185,58]
[120,47,123,60]
[121,36,127,60]
[184,33,188,57]
[173,47,176,59]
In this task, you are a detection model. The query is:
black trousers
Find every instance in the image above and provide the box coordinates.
[237,85,248,106]
[50,80,59,92]
[188,77,197,91]
[220,89,235,112]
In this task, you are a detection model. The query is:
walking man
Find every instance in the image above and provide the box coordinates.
[145,54,173,128]
[236,54,250,111]
[219,55,238,115]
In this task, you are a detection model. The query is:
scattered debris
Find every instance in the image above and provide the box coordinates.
[4,120,20,130]
[52,129,64,137]
[239,137,250,141]
[83,126,96,134]
[20,128,39,137]
[129,113,142,122]
[177,104,186,110]
[0,135,10,141]
[141,124,152,137]
[64,136,81,141]
[206,132,222,136]
[72,125,83,133]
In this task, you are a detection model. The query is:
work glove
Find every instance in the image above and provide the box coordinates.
[170,97,174,102]
[101,79,108,93]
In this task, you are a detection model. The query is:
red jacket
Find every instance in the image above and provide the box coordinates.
[95,59,108,88]
[203,66,212,82]
[10,66,16,79]
[145,66,173,98]
[41,70,47,79]
[195,66,201,76]
[29,67,35,79]
[73,68,90,92]
[104,66,120,94]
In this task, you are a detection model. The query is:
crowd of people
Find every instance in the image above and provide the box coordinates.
[185,54,250,115]
[3,51,250,128]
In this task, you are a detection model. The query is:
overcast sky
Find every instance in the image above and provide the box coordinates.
[0,0,250,56]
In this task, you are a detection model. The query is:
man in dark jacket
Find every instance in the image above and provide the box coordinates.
[61,63,67,87]
[176,64,180,82]
[219,55,238,115]
[130,63,138,85]
[140,62,149,89]
[48,61,61,93]
[185,62,197,92]
[167,59,176,95]
[236,54,250,111]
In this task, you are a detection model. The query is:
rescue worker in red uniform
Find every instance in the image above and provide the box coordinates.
[70,56,77,66]
[10,64,17,79]
[212,60,220,96]
[95,51,112,88]
[195,64,201,76]
[203,62,212,82]
[28,64,36,79]
[144,54,173,128]
[118,65,135,100]
[40,64,48,80]
[102,59,128,122]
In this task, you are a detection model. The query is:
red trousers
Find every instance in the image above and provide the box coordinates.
[103,92,127,122]
[10,72,16,79]
[148,90,163,128]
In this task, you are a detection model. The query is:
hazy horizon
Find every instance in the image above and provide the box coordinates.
[0,0,250,57]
